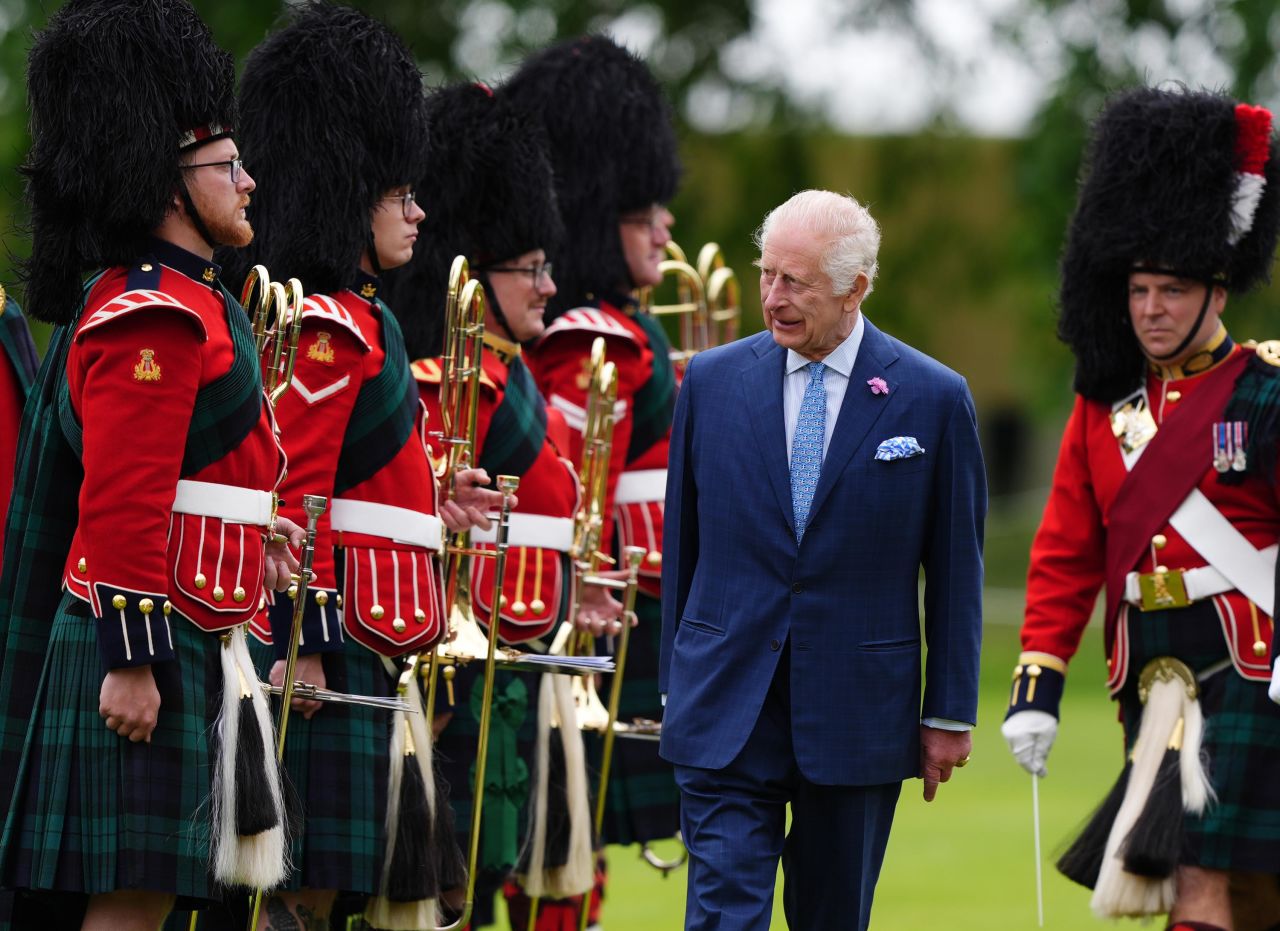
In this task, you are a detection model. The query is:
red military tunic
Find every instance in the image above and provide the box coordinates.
[61,241,284,668]
[526,298,670,597]
[415,332,579,644]
[1023,333,1277,692]
[257,271,445,658]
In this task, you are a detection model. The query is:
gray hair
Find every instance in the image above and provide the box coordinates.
[752,190,881,299]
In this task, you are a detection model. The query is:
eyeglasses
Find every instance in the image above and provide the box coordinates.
[484,261,554,283]
[182,157,243,184]
[619,206,671,233]
[382,190,418,220]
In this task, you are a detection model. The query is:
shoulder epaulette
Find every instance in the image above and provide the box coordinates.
[412,357,499,394]
[76,289,207,341]
[542,307,638,345]
[1252,339,1280,367]
[301,295,371,351]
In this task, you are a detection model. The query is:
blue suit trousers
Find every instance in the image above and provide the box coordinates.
[674,645,901,930]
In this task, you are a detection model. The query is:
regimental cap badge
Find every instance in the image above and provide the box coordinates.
[575,354,593,390]
[307,330,335,365]
[133,348,162,383]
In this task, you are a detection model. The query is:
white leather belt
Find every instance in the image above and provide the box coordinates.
[330,498,443,552]
[172,480,274,526]
[471,514,574,551]
[615,469,666,505]
[1124,565,1235,607]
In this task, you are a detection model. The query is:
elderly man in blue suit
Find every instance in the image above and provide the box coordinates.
[659,189,986,930]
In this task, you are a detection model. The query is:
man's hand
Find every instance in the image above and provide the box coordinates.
[1001,709,1057,778]
[440,468,516,533]
[265,516,306,592]
[100,665,162,743]
[575,570,629,636]
[270,653,325,720]
[919,725,972,802]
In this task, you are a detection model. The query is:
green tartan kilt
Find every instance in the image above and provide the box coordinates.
[435,664,539,928]
[1118,601,1280,872]
[591,592,679,847]
[247,635,392,895]
[0,592,223,902]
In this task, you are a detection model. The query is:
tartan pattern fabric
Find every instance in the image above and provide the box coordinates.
[334,300,418,496]
[625,312,676,465]
[0,322,86,853]
[2,594,223,900]
[478,355,548,480]
[1117,601,1280,871]
[247,636,392,894]
[0,296,38,395]
[591,594,679,846]
[789,362,826,538]
[1218,348,1280,486]
[435,665,538,880]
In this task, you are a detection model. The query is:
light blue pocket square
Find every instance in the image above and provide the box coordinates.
[874,436,926,461]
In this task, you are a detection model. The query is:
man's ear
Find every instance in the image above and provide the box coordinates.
[843,273,869,314]
[167,187,186,218]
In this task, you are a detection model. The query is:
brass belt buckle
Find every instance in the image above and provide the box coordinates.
[1138,567,1190,611]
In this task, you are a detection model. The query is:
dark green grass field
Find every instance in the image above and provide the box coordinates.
[578,600,1120,929]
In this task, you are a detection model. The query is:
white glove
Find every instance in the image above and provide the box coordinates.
[1001,710,1058,778]
[1270,660,1280,705]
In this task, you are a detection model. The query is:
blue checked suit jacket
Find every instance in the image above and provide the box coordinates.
[658,322,986,785]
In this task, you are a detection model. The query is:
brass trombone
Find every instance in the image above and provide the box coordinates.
[696,242,741,348]
[433,258,609,677]
[640,243,707,369]
[242,264,305,406]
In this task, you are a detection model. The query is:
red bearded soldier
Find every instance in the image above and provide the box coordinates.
[1003,87,1280,929]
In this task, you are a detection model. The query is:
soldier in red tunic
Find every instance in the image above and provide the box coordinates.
[1003,88,1280,929]
[220,6,504,929]
[0,1,304,927]
[391,80,623,929]
[505,35,684,919]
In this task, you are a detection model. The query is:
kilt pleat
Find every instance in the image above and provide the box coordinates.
[1119,601,1280,872]
[247,635,391,894]
[591,593,679,847]
[1,592,220,901]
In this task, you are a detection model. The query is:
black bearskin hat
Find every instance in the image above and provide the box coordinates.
[503,35,681,320]
[390,82,564,359]
[1059,86,1280,402]
[21,0,237,324]
[226,2,429,297]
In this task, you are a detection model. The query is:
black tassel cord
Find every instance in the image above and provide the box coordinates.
[1120,746,1186,878]
[1057,759,1132,889]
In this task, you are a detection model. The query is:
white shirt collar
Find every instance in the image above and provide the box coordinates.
[784,312,865,377]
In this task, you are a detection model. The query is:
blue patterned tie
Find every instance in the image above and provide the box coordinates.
[790,362,826,539]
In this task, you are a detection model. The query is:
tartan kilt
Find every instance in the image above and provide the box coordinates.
[590,592,679,847]
[1117,600,1280,872]
[435,664,538,892]
[0,592,223,902]
[247,635,392,895]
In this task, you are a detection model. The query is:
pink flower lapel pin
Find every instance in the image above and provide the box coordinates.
[867,376,889,396]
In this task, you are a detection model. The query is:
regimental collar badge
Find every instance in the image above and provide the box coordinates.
[360,282,377,299]
[1110,395,1157,453]
[133,348,162,383]
[201,267,216,284]
[307,330,335,365]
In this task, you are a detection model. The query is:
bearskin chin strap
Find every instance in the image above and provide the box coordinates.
[365,230,383,278]
[476,271,520,347]
[178,182,219,252]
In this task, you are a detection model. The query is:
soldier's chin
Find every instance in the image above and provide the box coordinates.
[212,218,254,249]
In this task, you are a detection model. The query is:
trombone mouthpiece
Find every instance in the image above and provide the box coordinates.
[497,475,520,495]
[302,495,328,519]
[623,546,646,569]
